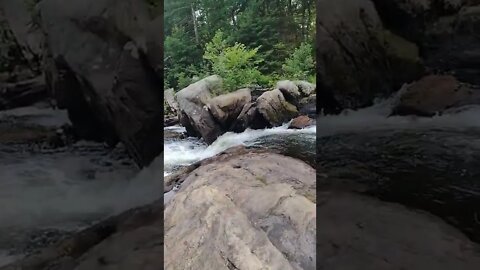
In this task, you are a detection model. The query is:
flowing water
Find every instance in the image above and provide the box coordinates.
[315,93,480,242]
[164,98,480,242]
[164,124,316,177]
[0,105,162,266]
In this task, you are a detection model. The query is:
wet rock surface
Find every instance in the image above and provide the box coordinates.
[288,115,315,129]
[39,0,164,167]
[392,75,480,116]
[318,191,480,270]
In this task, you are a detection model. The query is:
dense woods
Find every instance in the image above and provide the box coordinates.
[161,0,315,91]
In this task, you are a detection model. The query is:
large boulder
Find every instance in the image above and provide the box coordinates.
[207,88,251,128]
[371,0,480,85]
[0,0,43,70]
[257,89,298,126]
[165,150,316,270]
[317,0,424,112]
[423,5,480,85]
[371,0,463,43]
[229,102,270,132]
[175,75,223,143]
[39,0,164,166]
[295,80,316,96]
[276,80,302,105]
[392,75,480,116]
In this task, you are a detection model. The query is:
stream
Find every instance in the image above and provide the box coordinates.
[316,95,480,242]
[1,92,480,266]
[164,124,316,177]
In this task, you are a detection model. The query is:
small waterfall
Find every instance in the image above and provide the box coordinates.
[164,123,316,176]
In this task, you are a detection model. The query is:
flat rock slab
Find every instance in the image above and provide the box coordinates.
[318,191,480,270]
[165,152,317,270]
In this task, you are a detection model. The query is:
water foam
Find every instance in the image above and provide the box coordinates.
[317,88,480,137]
[164,123,316,176]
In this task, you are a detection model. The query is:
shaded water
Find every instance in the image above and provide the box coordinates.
[316,94,480,242]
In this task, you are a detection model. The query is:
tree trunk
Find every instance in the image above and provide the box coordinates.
[191,3,199,45]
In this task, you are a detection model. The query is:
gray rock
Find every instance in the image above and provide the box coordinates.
[164,88,178,114]
[276,80,302,105]
[371,0,462,43]
[0,0,43,66]
[175,75,224,143]
[257,89,298,126]
[423,5,480,85]
[317,0,423,111]
[371,0,480,85]
[143,15,163,77]
[39,0,163,166]
[392,75,480,116]
[207,88,251,128]
[230,102,268,132]
[318,191,480,270]
[295,81,316,96]
[0,76,46,110]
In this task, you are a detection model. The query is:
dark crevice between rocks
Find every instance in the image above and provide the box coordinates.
[48,56,118,145]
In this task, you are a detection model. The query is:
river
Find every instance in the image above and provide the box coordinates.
[1,93,480,266]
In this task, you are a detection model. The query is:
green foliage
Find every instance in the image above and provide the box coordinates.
[204,31,265,93]
[282,43,315,81]
[0,19,23,73]
[164,0,316,91]
[164,27,203,89]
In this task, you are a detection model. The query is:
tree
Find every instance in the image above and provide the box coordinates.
[204,31,264,93]
[164,0,316,90]
[282,42,315,81]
